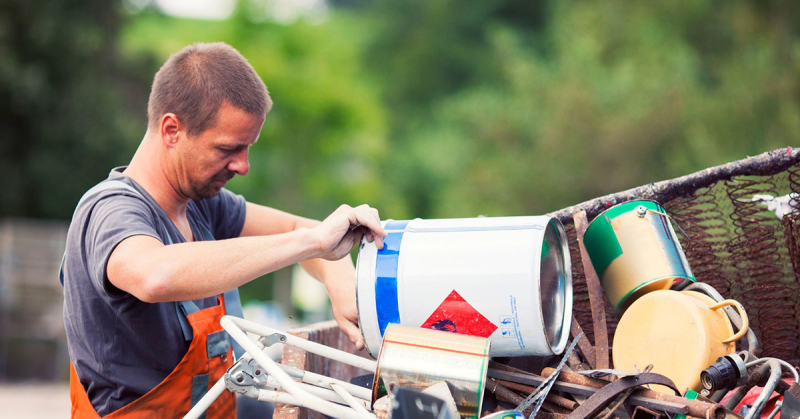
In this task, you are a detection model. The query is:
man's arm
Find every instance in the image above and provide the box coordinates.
[240,202,376,348]
[107,203,384,348]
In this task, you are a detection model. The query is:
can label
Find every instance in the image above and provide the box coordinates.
[420,290,498,338]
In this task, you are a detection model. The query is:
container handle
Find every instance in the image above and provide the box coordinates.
[644,208,691,241]
[709,300,749,343]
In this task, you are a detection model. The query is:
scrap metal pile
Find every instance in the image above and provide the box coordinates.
[185,148,800,419]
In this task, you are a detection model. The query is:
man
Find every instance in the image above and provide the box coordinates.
[61,42,385,418]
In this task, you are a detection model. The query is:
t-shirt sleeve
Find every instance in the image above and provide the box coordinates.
[206,188,247,240]
[83,194,162,298]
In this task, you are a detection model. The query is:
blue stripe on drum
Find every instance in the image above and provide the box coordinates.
[375,220,410,336]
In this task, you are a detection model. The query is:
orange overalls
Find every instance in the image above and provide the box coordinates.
[69,296,235,419]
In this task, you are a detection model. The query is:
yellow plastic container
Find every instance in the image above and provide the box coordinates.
[612,290,748,394]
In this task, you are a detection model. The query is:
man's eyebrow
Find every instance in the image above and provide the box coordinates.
[216,139,253,148]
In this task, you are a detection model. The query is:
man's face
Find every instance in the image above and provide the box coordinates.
[174,102,264,200]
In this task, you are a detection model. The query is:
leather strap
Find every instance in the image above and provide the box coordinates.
[564,373,680,419]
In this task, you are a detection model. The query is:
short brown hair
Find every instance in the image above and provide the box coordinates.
[147,42,272,136]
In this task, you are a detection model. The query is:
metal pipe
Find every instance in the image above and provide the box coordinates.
[709,389,727,403]
[221,316,376,419]
[724,364,769,410]
[262,376,371,409]
[257,388,302,405]
[684,282,760,355]
[765,400,783,419]
[331,384,371,414]
[744,360,782,419]
[184,376,228,419]
[277,364,373,401]
[745,357,800,384]
[226,316,378,373]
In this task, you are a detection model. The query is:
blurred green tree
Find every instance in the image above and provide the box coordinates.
[122,7,395,221]
[0,0,156,219]
[363,0,800,218]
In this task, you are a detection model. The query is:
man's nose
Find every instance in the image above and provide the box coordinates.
[228,149,250,176]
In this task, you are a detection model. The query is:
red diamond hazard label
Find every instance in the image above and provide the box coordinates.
[421,290,498,338]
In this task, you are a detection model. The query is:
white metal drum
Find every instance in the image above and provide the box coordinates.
[356,216,572,358]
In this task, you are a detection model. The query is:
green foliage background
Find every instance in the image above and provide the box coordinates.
[2,0,800,300]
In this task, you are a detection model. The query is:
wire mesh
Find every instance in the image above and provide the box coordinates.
[561,155,800,368]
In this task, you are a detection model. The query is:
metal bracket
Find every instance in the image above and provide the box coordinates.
[225,357,268,394]
[259,333,287,348]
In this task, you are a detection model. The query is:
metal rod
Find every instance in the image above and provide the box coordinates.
[257,388,302,405]
[495,379,579,410]
[489,369,720,417]
[221,316,375,419]
[538,368,725,419]
[183,376,228,419]
[724,364,769,410]
[288,366,373,401]
[331,384,371,414]
[745,357,800,384]
[744,360,782,419]
[263,376,371,409]
[226,316,378,373]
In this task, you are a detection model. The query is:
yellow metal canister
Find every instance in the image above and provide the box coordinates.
[612,290,748,394]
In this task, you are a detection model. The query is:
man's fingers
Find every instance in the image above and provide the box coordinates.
[337,316,364,350]
[349,205,386,250]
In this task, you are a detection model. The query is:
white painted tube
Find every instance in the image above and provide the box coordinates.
[264,376,371,409]
[296,369,373,401]
[331,384,371,415]
[227,316,378,373]
[257,388,302,405]
[221,316,376,419]
[183,376,227,419]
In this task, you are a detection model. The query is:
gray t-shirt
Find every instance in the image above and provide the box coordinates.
[62,167,246,415]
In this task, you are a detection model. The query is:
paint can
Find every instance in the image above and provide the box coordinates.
[612,290,748,394]
[356,216,572,358]
[373,324,490,419]
[583,200,694,317]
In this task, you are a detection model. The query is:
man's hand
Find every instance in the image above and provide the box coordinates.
[324,273,364,349]
[312,204,386,260]
[306,204,386,349]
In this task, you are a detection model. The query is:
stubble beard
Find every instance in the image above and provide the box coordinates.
[190,171,235,200]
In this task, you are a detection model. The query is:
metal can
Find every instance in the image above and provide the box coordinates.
[583,200,694,317]
[356,216,573,358]
[373,324,491,419]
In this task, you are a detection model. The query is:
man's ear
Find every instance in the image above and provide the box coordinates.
[160,113,182,147]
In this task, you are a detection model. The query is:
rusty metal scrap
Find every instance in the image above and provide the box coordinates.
[570,317,596,370]
[487,368,708,417]
[539,367,726,419]
[573,211,610,370]
[630,406,667,419]
[563,373,680,419]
